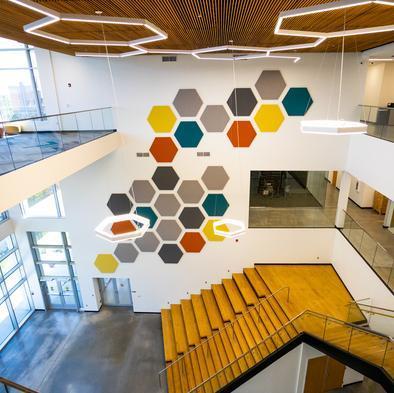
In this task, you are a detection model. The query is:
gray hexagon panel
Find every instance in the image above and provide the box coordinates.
[177,180,205,204]
[135,231,160,252]
[107,193,133,215]
[179,207,205,229]
[173,89,203,117]
[154,194,181,216]
[158,244,183,264]
[152,167,180,190]
[227,88,257,116]
[255,70,286,100]
[114,243,139,263]
[130,180,155,203]
[157,219,182,241]
[200,105,230,133]
[201,166,230,190]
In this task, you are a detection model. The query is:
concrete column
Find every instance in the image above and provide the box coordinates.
[383,200,394,228]
[335,171,352,228]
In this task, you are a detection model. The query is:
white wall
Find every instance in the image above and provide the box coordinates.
[363,62,394,107]
[348,176,375,208]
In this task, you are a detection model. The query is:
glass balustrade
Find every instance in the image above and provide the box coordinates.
[359,104,394,143]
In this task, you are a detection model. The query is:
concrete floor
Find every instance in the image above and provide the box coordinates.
[328,378,385,393]
[0,307,164,393]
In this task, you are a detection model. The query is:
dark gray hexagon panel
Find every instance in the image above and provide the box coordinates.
[177,180,205,204]
[157,219,182,241]
[154,194,181,216]
[201,166,229,190]
[200,105,230,133]
[179,207,205,229]
[173,89,203,117]
[130,180,155,203]
[255,70,286,100]
[135,231,160,252]
[107,193,133,215]
[227,88,257,116]
[158,244,183,264]
[114,243,138,263]
[152,167,180,190]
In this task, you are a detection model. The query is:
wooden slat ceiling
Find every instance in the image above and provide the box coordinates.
[0,0,393,56]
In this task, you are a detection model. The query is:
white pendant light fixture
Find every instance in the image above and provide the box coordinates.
[300,12,368,136]
[95,213,150,243]
[213,219,246,239]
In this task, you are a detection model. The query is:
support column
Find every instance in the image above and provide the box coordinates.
[335,171,352,228]
[383,200,394,228]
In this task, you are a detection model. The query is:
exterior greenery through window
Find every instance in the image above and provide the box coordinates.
[0,234,34,349]
[0,37,45,121]
[29,232,82,310]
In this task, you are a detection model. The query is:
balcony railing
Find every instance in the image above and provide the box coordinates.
[0,107,115,175]
[340,210,393,291]
[359,104,394,143]
[0,377,37,392]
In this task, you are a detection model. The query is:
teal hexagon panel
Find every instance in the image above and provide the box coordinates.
[174,121,203,148]
[282,87,313,116]
[135,206,158,228]
[202,194,229,216]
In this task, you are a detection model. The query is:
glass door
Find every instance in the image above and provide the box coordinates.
[41,278,78,309]
[98,278,133,308]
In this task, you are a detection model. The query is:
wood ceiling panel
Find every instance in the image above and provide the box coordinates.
[0,0,392,55]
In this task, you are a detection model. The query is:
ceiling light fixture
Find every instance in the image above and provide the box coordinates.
[213,219,246,239]
[369,57,394,61]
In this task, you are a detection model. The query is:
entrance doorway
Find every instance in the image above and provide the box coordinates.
[41,277,80,310]
[98,278,133,308]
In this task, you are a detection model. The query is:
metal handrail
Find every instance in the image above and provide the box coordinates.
[0,107,112,125]
[188,309,394,393]
[347,299,394,319]
[0,377,38,393]
[158,286,290,376]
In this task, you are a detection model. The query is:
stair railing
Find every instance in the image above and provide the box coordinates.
[158,286,290,388]
[0,377,38,393]
[188,309,394,393]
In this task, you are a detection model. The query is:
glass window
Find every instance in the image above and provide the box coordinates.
[0,253,19,276]
[0,236,14,259]
[0,302,14,344]
[21,185,65,218]
[0,37,45,121]
[9,283,32,324]
[31,231,63,246]
[0,212,8,224]
[5,268,23,291]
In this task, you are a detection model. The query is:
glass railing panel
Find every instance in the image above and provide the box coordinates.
[292,312,326,339]
[323,319,352,351]
[359,105,394,143]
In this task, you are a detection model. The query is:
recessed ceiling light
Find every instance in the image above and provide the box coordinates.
[95,11,103,15]
[228,39,234,43]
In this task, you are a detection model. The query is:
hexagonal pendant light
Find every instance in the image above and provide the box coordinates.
[95,213,149,243]
[213,219,246,239]
[301,120,367,135]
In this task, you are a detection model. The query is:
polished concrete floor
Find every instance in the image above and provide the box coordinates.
[0,307,164,393]
[328,378,385,393]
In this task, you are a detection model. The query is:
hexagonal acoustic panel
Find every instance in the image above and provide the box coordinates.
[135,231,160,252]
[200,105,230,133]
[147,106,177,133]
[179,207,205,229]
[255,70,286,100]
[201,166,229,191]
[130,180,156,203]
[227,121,257,147]
[114,243,139,263]
[173,89,203,117]
[152,167,180,190]
[202,194,229,216]
[254,105,285,133]
[180,232,206,253]
[174,121,203,148]
[157,219,182,241]
[202,220,226,242]
[227,88,257,117]
[154,194,181,216]
[94,254,119,273]
[282,88,313,116]
[135,206,158,228]
[158,244,183,264]
[149,137,178,162]
[177,180,205,204]
[107,194,133,215]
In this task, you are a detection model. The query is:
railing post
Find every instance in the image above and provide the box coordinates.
[322,316,328,340]
[381,339,389,367]
[347,327,354,353]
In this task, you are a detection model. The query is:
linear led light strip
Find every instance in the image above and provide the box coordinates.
[369,57,394,61]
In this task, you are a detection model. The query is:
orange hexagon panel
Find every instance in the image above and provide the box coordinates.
[149,137,178,163]
[111,220,137,235]
[180,232,206,253]
[227,121,257,147]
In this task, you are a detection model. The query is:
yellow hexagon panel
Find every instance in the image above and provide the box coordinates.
[147,106,177,133]
[94,254,119,273]
[203,219,228,242]
[254,104,284,133]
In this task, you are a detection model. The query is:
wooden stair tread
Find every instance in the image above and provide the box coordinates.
[233,273,259,306]
[244,268,270,298]
[171,304,189,354]
[191,294,213,338]
[201,290,224,330]
[212,284,236,322]
[161,309,178,362]
[181,299,201,346]
[222,279,247,314]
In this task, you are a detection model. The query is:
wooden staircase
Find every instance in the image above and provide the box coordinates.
[160,265,394,392]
